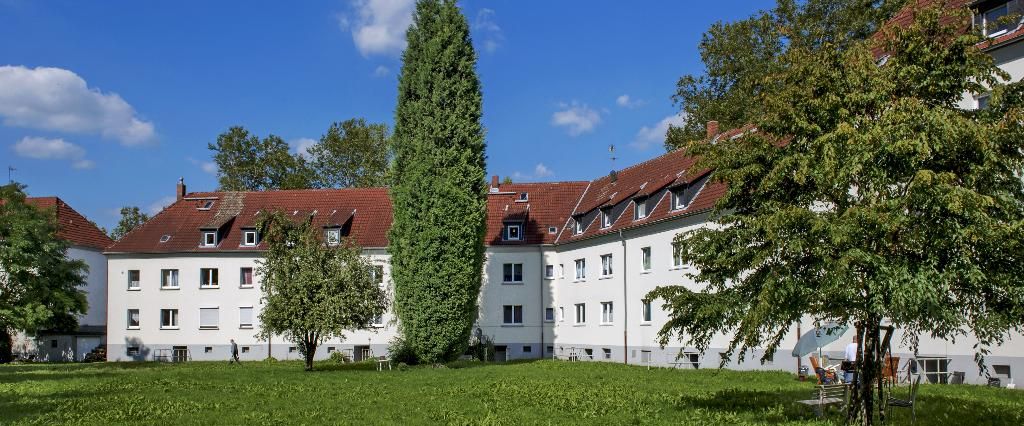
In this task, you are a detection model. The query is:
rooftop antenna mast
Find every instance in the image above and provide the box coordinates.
[608,145,618,181]
[7,166,14,184]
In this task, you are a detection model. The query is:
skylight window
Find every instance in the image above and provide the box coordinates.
[198,200,214,210]
[159,235,172,243]
[517,192,529,202]
[548,226,558,234]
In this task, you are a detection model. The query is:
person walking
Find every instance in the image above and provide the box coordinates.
[229,339,240,365]
[842,335,858,384]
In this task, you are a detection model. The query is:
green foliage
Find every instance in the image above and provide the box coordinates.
[387,335,419,365]
[668,0,909,147]
[327,351,349,364]
[255,211,387,371]
[389,0,488,364]
[0,183,89,363]
[306,118,393,188]
[650,5,1024,423]
[109,206,150,241]
[208,126,314,191]
[2,361,1022,424]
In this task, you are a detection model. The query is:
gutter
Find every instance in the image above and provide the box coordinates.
[619,229,628,365]
[539,244,546,360]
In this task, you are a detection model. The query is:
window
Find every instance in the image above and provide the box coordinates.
[544,307,555,322]
[672,242,683,268]
[160,269,179,289]
[504,223,522,241]
[328,347,336,353]
[199,307,219,330]
[127,309,140,329]
[978,93,991,110]
[573,217,583,235]
[204,346,213,353]
[600,208,612,228]
[242,346,250,353]
[523,345,532,353]
[50,339,58,348]
[634,198,647,219]
[160,309,179,329]
[202,231,217,247]
[601,254,613,276]
[518,192,529,202]
[547,226,557,234]
[641,247,652,271]
[574,259,586,280]
[289,346,297,353]
[127,270,140,290]
[558,307,565,322]
[503,305,523,324]
[198,200,214,210]
[603,348,612,359]
[642,300,653,322]
[200,268,219,288]
[127,347,140,356]
[239,307,254,329]
[371,313,384,327]
[559,264,564,278]
[544,264,555,279]
[503,263,523,283]
[601,302,613,324]
[574,303,586,323]
[325,228,341,245]
[240,267,254,287]
[982,3,1011,37]
[159,234,171,243]
[671,188,688,210]
[371,265,384,285]
[242,229,258,246]
[917,358,951,384]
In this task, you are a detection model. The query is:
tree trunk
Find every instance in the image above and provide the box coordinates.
[0,327,13,364]
[847,319,882,425]
[303,338,316,371]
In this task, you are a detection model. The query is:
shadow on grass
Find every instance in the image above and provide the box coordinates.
[309,358,541,372]
[0,361,172,384]
[675,388,824,424]
[0,388,105,423]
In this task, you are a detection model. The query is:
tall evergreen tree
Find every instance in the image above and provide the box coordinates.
[389,0,487,363]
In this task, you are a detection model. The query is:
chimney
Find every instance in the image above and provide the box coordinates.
[706,121,719,139]
[609,170,618,182]
[491,175,499,189]
[176,177,186,201]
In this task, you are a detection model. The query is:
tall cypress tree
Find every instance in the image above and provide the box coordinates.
[389,0,487,363]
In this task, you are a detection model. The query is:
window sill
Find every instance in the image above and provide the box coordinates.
[544,319,555,323]
[599,275,613,280]
[239,325,253,329]
[640,270,652,275]
[199,286,220,290]
[160,287,180,290]
[639,322,652,326]
[572,279,586,283]
[544,276,555,280]
[669,266,686,271]
[573,324,586,327]
[501,281,524,285]
[160,326,179,330]
[239,285,254,289]
[240,244,257,248]
[127,326,140,330]
[128,287,141,291]
[599,323,614,326]
[199,326,219,330]
[501,324,524,327]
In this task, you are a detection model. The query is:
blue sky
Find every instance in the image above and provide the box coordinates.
[0,0,772,230]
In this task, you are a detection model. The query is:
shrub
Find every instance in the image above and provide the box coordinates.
[388,335,418,365]
[328,351,349,364]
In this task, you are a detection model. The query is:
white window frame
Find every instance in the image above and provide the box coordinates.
[502,263,524,284]
[558,307,565,322]
[502,305,524,325]
[641,247,652,271]
[370,313,384,327]
[127,309,140,329]
[199,268,219,289]
[242,230,258,246]
[672,188,687,210]
[127,270,140,290]
[239,306,254,329]
[160,309,179,329]
[574,258,586,281]
[325,228,341,246]
[600,208,612,228]
[544,264,555,279]
[199,307,219,330]
[160,269,179,289]
[559,264,565,278]
[634,198,647,219]
[544,307,555,322]
[201,231,217,247]
[505,223,522,241]
[239,267,254,288]
[601,301,614,324]
[573,217,583,235]
[672,242,684,268]
[574,303,586,324]
[601,254,613,277]
[982,3,1011,37]
[641,299,652,323]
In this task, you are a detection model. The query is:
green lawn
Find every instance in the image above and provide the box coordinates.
[1,360,1021,425]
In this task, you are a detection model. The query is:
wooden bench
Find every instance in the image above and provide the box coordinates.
[797,384,848,418]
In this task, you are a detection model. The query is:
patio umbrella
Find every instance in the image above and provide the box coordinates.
[791,322,849,358]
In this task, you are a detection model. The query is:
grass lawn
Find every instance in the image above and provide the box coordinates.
[1,360,1021,425]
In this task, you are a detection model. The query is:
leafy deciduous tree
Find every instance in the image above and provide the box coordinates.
[110,206,150,241]
[307,118,393,188]
[209,126,314,191]
[389,0,488,363]
[255,211,387,371]
[650,6,1024,425]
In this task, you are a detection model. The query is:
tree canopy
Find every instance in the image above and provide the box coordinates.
[0,183,88,363]
[389,0,488,363]
[649,5,1024,424]
[109,206,150,241]
[667,0,909,147]
[307,118,393,188]
[255,211,387,371]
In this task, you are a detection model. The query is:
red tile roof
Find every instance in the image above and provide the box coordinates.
[25,197,114,251]
[871,1,1024,56]
[485,181,590,246]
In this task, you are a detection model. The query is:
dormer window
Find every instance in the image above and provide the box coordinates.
[504,223,522,241]
[517,192,528,202]
[201,231,217,247]
[242,229,258,246]
[672,188,688,210]
[325,228,341,246]
[600,208,612,228]
[573,216,584,235]
[981,3,1011,37]
[634,197,648,220]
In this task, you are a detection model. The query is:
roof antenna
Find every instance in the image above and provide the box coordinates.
[608,145,618,182]
[7,166,15,184]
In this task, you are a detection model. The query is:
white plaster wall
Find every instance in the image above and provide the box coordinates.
[69,246,107,328]
[478,246,546,359]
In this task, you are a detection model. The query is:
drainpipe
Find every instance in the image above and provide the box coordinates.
[619,229,628,365]
[539,245,546,360]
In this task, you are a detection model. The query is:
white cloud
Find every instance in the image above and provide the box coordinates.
[473,8,504,53]
[290,137,317,159]
[13,136,94,169]
[632,114,687,150]
[551,102,601,136]
[616,94,644,109]
[146,195,176,216]
[373,65,390,77]
[512,163,555,182]
[0,66,156,146]
[187,157,217,175]
[341,0,415,57]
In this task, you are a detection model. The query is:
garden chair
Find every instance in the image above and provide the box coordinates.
[887,374,922,424]
[797,383,848,418]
